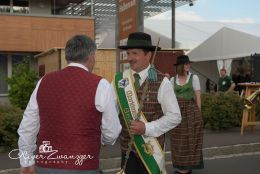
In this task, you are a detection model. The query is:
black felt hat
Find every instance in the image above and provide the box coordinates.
[175,55,192,65]
[118,32,161,51]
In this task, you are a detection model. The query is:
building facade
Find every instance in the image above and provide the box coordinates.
[0,0,94,103]
[0,0,195,103]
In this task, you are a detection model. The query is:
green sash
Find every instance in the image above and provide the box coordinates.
[114,70,166,174]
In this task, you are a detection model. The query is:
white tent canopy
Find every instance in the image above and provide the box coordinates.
[188,27,260,62]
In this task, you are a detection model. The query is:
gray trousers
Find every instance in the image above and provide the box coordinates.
[36,167,103,174]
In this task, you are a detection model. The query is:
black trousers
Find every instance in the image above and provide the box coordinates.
[121,151,149,174]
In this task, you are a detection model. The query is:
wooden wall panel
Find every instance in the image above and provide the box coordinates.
[0,31,32,50]
[0,16,31,31]
[37,48,116,82]
[38,51,60,75]
[94,49,116,82]
[154,51,183,77]
[60,49,67,69]
[0,15,94,52]
[31,18,93,32]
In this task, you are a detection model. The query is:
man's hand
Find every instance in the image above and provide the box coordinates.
[130,120,145,135]
[20,165,36,174]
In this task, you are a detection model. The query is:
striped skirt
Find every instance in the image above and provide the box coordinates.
[170,99,204,170]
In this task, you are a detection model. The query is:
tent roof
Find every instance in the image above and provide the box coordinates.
[144,19,260,49]
[187,27,260,62]
[99,20,260,50]
[98,27,182,49]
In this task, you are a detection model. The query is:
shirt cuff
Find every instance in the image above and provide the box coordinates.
[101,135,117,146]
[144,122,154,137]
[19,151,35,167]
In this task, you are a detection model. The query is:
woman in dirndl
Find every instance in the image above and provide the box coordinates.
[170,55,204,174]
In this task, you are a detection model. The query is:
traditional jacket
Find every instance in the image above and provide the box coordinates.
[119,73,165,152]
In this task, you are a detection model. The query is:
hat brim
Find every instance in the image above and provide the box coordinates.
[118,45,161,51]
[174,61,193,65]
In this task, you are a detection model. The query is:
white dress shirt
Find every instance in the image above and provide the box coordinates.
[114,65,181,138]
[17,63,121,167]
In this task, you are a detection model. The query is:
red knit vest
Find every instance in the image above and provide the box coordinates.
[36,66,102,170]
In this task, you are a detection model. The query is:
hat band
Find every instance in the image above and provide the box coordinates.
[127,39,152,47]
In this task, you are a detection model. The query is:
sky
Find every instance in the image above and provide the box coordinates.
[151,0,260,24]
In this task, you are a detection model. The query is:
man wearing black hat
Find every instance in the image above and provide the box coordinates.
[113,32,181,174]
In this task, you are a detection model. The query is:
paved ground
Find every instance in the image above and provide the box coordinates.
[1,127,260,174]
[105,153,260,174]
[167,153,260,174]
[100,127,260,158]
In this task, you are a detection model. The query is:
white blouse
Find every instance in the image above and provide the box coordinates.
[170,72,201,91]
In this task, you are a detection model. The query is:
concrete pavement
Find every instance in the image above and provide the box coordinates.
[1,127,260,174]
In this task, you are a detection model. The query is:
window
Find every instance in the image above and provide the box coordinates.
[0,0,10,13]
[0,53,35,95]
[13,0,29,14]
[54,2,92,17]
[0,54,8,94]
[0,0,29,14]
[12,54,28,67]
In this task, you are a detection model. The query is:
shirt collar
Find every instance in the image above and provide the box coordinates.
[68,63,89,72]
[132,64,151,81]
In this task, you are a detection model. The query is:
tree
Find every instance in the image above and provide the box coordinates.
[6,60,38,109]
